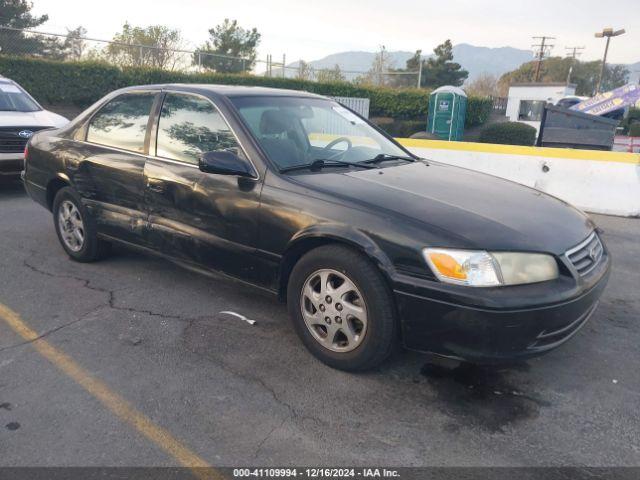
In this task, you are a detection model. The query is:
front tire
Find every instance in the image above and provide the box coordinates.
[287,245,396,371]
[53,186,110,262]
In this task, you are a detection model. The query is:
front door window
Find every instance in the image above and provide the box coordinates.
[156,93,242,165]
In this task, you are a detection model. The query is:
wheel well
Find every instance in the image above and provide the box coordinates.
[46,178,69,211]
[278,237,392,302]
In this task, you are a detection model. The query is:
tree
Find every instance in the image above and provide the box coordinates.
[296,60,314,80]
[465,73,499,97]
[357,46,395,86]
[0,0,47,28]
[195,19,260,73]
[316,64,346,83]
[498,57,630,96]
[106,23,183,69]
[602,64,630,92]
[405,50,422,72]
[386,50,422,88]
[421,40,468,88]
[61,26,87,61]
[0,0,51,56]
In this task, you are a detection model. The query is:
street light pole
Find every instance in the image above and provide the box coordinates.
[595,27,626,94]
[597,35,612,93]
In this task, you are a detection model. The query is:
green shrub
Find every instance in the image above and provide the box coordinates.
[478,122,537,146]
[373,118,425,137]
[622,108,640,135]
[465,96,493,128]
[0,55,492,127]
[629,122,640,137]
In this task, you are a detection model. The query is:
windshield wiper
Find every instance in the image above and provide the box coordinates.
[280,158,376,173]
[359,153,417,164]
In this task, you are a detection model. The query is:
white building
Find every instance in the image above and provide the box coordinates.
[506,83,577,133]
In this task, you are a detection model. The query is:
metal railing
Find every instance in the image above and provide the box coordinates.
[491,96,508,112]
[0,26,422,87]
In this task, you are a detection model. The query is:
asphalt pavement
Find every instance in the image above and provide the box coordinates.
[0,178,639,468]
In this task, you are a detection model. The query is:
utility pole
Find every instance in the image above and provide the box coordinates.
[379,46,385,86]
[595,27,626,94]
[417,59,422,89]
[564,46,585,84]
[532,36,556,82]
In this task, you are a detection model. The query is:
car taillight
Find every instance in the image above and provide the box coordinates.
[24,144,29,159]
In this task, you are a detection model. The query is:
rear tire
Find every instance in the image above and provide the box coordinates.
[53,186,111,262]
[287,244,396,371]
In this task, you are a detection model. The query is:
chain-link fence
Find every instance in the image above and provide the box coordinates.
[0,26,421,87]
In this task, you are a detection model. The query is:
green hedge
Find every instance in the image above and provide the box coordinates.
[373,119,426,137]
[0,55,492,127]
[478,122,537,146]
[622,108,640,135]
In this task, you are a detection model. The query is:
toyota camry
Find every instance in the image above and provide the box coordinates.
[22,84,610,371]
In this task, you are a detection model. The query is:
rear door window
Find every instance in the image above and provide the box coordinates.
[87,92,156,153]
[156,93,241,165]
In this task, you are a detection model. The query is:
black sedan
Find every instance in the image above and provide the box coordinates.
[23,84,610,371]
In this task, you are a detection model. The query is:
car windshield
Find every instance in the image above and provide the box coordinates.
[0,82,41,112]
[230,96,408,171]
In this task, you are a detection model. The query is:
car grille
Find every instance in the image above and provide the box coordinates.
[566,232,604,276]
[0,126,46,153]
[0,138,28,153]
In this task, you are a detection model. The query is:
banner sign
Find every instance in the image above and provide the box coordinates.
[571,84,640,116]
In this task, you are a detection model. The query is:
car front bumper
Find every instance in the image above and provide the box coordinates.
[0,153,24,176]
[393,250,611,363]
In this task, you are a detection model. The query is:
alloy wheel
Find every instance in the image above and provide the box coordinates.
[57,200,85,252]
[300,268,368,352]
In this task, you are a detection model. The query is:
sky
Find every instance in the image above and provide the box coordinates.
[32,0,640,67]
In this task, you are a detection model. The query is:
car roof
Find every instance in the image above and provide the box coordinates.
[117,83,327,100]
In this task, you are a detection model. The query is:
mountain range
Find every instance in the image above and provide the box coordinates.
[279,44,640,84]
[281,44,534,82]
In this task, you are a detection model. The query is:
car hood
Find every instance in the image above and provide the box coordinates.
[0,110,69,128]
[293,161,594,255]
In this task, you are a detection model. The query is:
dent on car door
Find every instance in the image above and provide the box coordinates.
[74,91,158,245]
[144,92,264,284]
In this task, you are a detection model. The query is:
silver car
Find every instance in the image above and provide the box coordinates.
[0,76,68,178]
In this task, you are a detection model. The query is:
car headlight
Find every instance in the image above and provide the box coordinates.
[422,248,559,287]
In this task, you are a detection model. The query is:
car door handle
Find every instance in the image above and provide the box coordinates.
[147,180,166,193]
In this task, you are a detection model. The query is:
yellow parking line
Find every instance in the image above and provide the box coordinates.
[0,302,223,480]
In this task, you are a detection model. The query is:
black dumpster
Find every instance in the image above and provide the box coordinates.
[537,104,619,151]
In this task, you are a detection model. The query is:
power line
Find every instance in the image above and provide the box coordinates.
[564,46,585,84]
[565,46,585,59]
[532,36,555,82]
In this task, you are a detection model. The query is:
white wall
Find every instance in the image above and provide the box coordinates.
[397,139,640,218]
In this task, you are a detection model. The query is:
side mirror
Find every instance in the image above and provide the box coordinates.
[198,150,254,177]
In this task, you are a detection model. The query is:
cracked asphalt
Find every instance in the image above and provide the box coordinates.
[0,178,639,467]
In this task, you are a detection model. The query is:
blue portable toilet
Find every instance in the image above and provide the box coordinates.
[427,86,467,141]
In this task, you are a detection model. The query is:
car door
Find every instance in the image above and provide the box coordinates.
[74,91,159,245]
[144,91,264,284]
